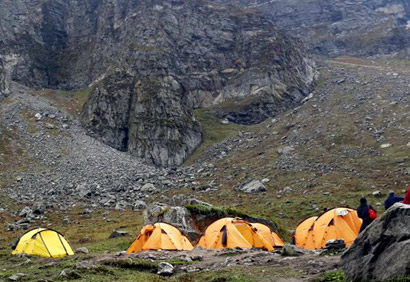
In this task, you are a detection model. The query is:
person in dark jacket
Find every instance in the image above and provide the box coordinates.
[384,190,404,210]
[357,197,375,233]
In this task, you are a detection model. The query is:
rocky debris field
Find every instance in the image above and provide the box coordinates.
[0,57,409,228]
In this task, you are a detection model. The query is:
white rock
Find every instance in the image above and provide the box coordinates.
[157,262,174,276]
[380,143,392,148]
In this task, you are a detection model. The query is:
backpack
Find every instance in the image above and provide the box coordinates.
[368,205,377,220]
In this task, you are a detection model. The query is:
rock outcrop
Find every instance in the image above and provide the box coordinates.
[0,60,9,101]
[342,203,410,281]
[217,0,410,57]
[0,0,316,167]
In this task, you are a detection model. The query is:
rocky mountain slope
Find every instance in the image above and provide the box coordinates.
[217,0,410,57]
[0,0,315,167]
[0,57,408,282]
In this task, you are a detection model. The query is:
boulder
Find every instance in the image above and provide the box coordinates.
[8,273,26,281]
[157,262,174,276]
[32,202,47,215]
[281,244,313,256]
[109,230,129,239]
[342,203,410,281]
[19,206,33,218]
[75,247,89,254]
[140,183,159,194]
[133,200,147,211]
[144,202,199,241]
[325,239,346,250]
[235,180,267,194]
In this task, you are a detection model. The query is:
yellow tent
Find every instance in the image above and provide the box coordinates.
[295,208,362,250]
[12,228,74,258]
[250,223,284,247]
[127,223,193,253]
[197,218,274,251]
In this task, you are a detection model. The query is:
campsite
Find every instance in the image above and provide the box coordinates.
[1,0,410,281]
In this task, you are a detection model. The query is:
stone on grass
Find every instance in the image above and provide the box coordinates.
[235,180,267,194]
[75,247,89,254]
[109,230,129,239]
[281,244,312,256]
[372,191,382,197]
[157,262,174,276]
[8,273,26,281]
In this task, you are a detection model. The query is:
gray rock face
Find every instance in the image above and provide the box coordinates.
[80,70,202,167]
[0,0,315,167]
[217,0,410,57]
[236,179,267,193]
[0,60,7,101]
[342,203,410,281]
[144,202,198,240]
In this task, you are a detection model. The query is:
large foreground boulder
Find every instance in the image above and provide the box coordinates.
[342,203,410,281]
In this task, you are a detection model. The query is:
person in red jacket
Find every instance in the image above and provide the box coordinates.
[403,185,410,204]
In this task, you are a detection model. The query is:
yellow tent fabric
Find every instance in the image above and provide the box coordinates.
[295,208,362,250]
[250,223,284,247]
[12,228,74,258]
[196,218,274,251]
[127,223,193,253]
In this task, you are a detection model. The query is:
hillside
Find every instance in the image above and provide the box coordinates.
[0,0,315,167]
[0,57,409,281]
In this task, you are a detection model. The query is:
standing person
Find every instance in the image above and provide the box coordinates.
[357,197,376,233]
[384,190,404,210]
[403,185,410,204]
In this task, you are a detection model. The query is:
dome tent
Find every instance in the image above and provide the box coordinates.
[294,216,318,249]
[250,223,284,248]
[294,208,362,250]
[197,218,274,251]
[11,228,74,258]
[127,223,193,253]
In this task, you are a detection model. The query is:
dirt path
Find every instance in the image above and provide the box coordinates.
[93,248,341,281]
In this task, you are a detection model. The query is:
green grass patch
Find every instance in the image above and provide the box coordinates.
[102,258,157,272]
[313,270,345,282]
[185,204,249,219]
[184,110,244,165]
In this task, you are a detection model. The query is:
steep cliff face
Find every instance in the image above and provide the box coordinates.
[0,60,6,101]
[218,0,410,57]
[0,0,315,166]
[81,69,202,167]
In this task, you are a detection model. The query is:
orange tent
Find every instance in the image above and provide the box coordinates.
[250,223,284,247]
[295,208,362,250]
[127,223,193,253]
[294,216,318,249]
[197,218,273,251]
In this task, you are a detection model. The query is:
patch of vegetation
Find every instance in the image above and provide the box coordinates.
[102,258,157,272]
[185,204,249,218]
[313,271,345,282]
[33,87,92,114]
[184,109,244,165]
